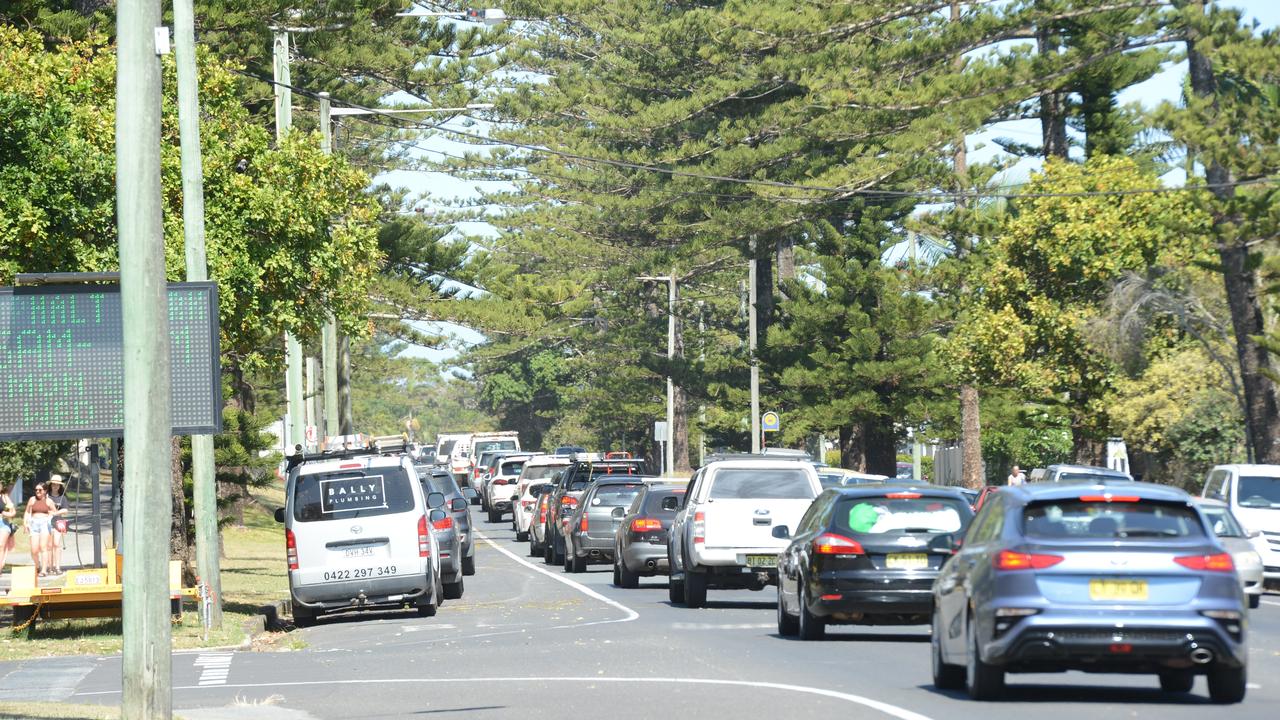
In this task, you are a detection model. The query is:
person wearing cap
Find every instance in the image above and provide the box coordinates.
[47,475,69,575]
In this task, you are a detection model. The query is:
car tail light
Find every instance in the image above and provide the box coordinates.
[994,550,1063,570]
[693,511,705,544]
[418,516,431,557]
[494,478,509,486]
[885,492,922,499]
[539,508,547,523]
[580,514,589,532]
[1174,553,1234,572]
[1079,495,1140,502]
[432,515,453,531]
[522,500,534,510]
[285,528,298,570]
[561,496,578,509]
[812,533,864,555]
[630,518,663,533]
[339,462,362,469]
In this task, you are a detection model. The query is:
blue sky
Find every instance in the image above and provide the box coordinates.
[387,1,1280,364]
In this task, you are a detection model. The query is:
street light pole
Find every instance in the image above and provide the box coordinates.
[174,0,223,631]
[117,0,172,714]
[637,273,676,476]
[749,237,761,453]
[273,30,305,452]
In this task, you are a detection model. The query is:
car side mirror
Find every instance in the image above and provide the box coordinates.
[1248,528,1262,539]
[427,492,446,509]
[430,508,447,524]
[771,525,790,539]
[274,508,285,523]
[610,506,626,520]
[450,498,467,512]
[511,494,519,502]
[661,496,679,512]
[462,487,478,500]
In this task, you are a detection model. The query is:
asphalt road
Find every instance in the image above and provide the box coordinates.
[3,508,1279,719]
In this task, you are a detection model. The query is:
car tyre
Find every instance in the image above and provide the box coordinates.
[797,584,825,640]
[683,568,708,608]
[487,508,500,524]
[544,537,555,564]
[931,608,964,690]
[530,536,541,557]
[443,575,464,600]
[461,553,476,577]
[776,582,798,636]
[668,575,685,604]
[570,552,587,573]
[552,539,565,566]
[1158,671,1194,693]
[965,617,1005,700]
[291,599,316,628]
[416,587,438,618]
[1207,665,1246,704]
[1248,594,1260,609]
[616,553,640,589]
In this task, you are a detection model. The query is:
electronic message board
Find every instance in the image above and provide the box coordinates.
[0,282,222,440]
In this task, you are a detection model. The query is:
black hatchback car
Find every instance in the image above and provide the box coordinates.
[776,484,973,640]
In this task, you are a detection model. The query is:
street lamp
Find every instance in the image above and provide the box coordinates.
[396,6,508,25]
[637,272,676,477]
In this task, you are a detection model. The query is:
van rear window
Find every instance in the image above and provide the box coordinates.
[475,440,518,454]
[292,467,417,522]
[1022,499,1205,539]
[708,469,815,500]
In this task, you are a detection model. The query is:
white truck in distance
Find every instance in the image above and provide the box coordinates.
[668,456,822,608]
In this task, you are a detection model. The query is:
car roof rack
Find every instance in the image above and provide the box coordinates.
[286,435,408,471]
[704,452,815,463]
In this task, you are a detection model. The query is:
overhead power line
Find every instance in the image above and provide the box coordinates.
[235,69,1280,203]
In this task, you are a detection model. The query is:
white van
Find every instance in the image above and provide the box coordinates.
[276,448,447,625]
[1202,464,1280,584]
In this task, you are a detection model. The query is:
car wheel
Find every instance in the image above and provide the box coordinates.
[291,598,316,628]
[487,509,500,523]
[776,582,798,636]
[571,552,586,573]
[797,584,825,640]
[668,575,685,603]
[552,539,565,566]
[965,616,1005,700]
[616,552,640,589]
[461,553,476,577]
[1158,670,1194,693]
[544,537,554,564]
[1248,594,1260,609]
[529,537,541,557]
[1207,665,1247,704]
[931,607,964,690]
[416,586,438,618]
[683,568,708,608]
[516,530,529,542]
[443,575,465,600]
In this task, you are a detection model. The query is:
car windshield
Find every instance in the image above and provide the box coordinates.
[708,469,815,500]
[591,483,644,507]
[500,460,526,476]
[571,465,644,491]
[475,440,518,454]
[292,467,416,522]
[1201,507,1246,538]
[834,496,968,537]
[642,487,685,514]
[522,465,565,481]
[417,467,461,495]
[1057,472,1128,483]
[1237,476,1280,508]
[1023,499,1206,539]
[818,472,844,489]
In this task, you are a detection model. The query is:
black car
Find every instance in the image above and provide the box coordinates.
[543,454,648,566]
[613,482,685,588]
[418,465,478,576]
[776,484,973,640]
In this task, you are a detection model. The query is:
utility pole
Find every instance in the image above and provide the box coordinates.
[175,0,222,630]
[749,237,761,453]
[273,30,305,450]
[319,93,341,440]
[117,1,172,715]
[666,268,676,477]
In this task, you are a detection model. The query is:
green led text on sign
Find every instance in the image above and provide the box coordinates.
[0,283,222,440]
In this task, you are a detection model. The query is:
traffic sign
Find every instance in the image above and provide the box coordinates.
[762,411,780,432]
[0,282,222,440]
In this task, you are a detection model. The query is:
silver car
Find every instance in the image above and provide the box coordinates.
[1197,498,1265,609]
[932,482,1248,704]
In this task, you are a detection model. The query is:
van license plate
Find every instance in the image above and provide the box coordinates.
[344,547,374,559]
[1089,578,1148,601]
[886,553,929,570]
[745,554,777,567]
[323,566,398,581]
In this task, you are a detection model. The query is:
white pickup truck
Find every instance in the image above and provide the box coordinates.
[667,456,822,608]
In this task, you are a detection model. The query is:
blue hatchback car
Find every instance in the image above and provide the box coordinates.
[931,481,1247,703]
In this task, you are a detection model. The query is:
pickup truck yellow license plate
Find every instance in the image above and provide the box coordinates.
[744,554,778,568]
[1089,578,1148,601]
[886,553,929,570]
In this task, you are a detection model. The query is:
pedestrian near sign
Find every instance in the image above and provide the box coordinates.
[762,411,780,433]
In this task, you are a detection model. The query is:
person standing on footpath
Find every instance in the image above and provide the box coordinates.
[1007,465,1027,486]
[23,482,57,577]
[47,475,69,575]
[0,482,16,589]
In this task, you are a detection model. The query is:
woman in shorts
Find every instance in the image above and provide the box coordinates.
[47,476,68,575]
[23,482,56,577]
[0,482,16,584]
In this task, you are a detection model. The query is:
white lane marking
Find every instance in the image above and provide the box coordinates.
[671,622,776,630]
[193,652,234,687]
[473,528,638,626]
[77,676,934,720]
[1261,599,1280,607]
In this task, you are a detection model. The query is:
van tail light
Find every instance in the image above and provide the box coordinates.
[1174,553,1234,572]
[693,511,705,544]
[418,516,431,557]
[432,515,454,531]
[539,508,547,523]
[812,533,864,555]
[285,528,299,570]
[631,517,663,533]
[995,550,1063,570]
[580,514,589,532]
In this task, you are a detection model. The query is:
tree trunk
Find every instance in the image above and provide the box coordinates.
[1184,13,1280,463]
[754,240,774,346]
[838,424,865,472]
[864,417,898,477]
[960,385,984,488]
[776,235,796,291]
[1037,28,1069,159]
[672,384,691,473]
[170,437,196,586]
